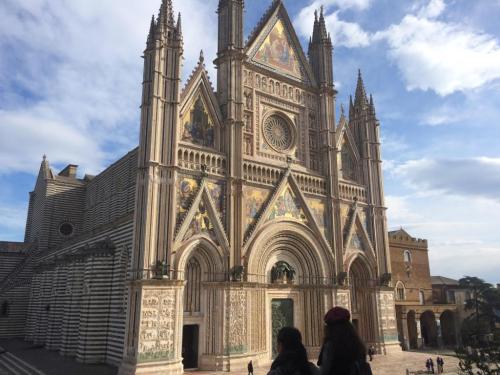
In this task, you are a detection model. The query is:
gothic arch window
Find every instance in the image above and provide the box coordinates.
[340,140,358,182]
[419,290,425,305]
[403,250,412,264]
[395,281,406,301]
[184,257,202,313]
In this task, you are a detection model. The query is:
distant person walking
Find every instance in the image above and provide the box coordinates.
[248,360,254,375]
[426,358,431,373]
[429,357,435,374]
[267,327,318,375]
[317,306,372,375]
[436,357,444,373]
[368,346,375,362]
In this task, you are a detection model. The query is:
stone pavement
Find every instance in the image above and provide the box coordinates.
[0,339,461,375]
[194,351,461,375]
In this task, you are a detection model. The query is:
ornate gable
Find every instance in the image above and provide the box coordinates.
[246,2,315,85]
[175,178,229,250]
[180,53,222,150]
[243,169,330,251]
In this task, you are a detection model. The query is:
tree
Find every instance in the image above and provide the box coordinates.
[456,277,500,374]
[459,276,500,343]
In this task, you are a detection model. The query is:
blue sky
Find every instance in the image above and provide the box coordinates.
[0,0,499,283]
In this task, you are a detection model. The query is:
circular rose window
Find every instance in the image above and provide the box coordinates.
[59,222,74,237]
[263,115,294,152]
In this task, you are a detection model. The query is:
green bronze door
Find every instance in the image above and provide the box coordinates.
[271,298,294,358]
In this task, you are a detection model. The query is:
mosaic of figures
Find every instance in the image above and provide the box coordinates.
[183,201,218,243]
[243,186,271,234]
[177,177,199,226]
[206,180,225,223]
[181,95,215,148]
[350,231,364,251]
[254,20,302,79]
[305,197,327,237]
[138,290,176,363]
[268,188,306,222]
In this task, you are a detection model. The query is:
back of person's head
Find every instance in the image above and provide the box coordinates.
[323,307,367,362]
[276,327,311,375]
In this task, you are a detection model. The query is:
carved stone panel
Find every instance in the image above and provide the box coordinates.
[377,291,398,343]
[226,290,248,354]
[137,288,177,363]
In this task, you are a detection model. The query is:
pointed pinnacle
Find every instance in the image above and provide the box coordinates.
[176,12,182,37]
[43,154,47,161]
[199,50,204,65]
[355,69,368,107]
[340,103,345,117]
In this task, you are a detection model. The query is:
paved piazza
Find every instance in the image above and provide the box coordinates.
[194,351,460,375]
[0,338,461,375]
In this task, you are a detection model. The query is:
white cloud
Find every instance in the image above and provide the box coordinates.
[295,3,370,48]
[392,157,500,201]
[374,0,500,96]
[417,0,445,19]
[0,0,217,176]
[386,193,500,283]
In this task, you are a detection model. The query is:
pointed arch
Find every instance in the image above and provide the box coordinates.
[245,221,335,284]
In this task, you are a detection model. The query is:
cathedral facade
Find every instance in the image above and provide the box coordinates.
[0,0,399,373]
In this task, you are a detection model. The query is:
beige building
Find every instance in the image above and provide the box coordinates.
[0,1,399,373]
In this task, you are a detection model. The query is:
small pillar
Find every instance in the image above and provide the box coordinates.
[416,319,423,349]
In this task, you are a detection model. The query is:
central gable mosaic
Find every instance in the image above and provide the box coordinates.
[254,19,302,79]
[268,188,306,222]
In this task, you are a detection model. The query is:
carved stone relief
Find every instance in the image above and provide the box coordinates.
[137,289,177,363]
[227,290,247,354]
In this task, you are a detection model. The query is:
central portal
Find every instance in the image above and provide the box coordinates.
[271,298,294,358]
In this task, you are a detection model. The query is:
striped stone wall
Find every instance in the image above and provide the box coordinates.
[22,221,133,366]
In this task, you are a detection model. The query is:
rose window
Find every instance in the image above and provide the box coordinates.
[263,115,294,152]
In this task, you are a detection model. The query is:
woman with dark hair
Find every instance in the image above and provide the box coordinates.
[317,307,372,375]
[267,327,319,375]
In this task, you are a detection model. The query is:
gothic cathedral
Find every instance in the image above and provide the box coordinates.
[0,1,399,374]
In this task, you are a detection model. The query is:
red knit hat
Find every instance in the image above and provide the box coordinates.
[324,306,351,324]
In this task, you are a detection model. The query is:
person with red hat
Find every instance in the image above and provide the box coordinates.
[317,307,372,375]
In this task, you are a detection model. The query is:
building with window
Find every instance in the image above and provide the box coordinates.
[389,229,461,350]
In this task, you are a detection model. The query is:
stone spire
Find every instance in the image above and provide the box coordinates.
[176,12,182,38]
[354,69,368,107]
[318,6,329,41]
[308,6,334,86]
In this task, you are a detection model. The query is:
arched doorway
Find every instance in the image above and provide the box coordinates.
[349,257,376,345]
[440,310,456,346]
[175,239,226,371]
[407,310,418,349]
[420,310,438,347]
[245,222,334,360]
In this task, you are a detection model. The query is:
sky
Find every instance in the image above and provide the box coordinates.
[0,0,499,283]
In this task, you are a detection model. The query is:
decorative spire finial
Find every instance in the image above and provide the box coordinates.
[199,50,204,64]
